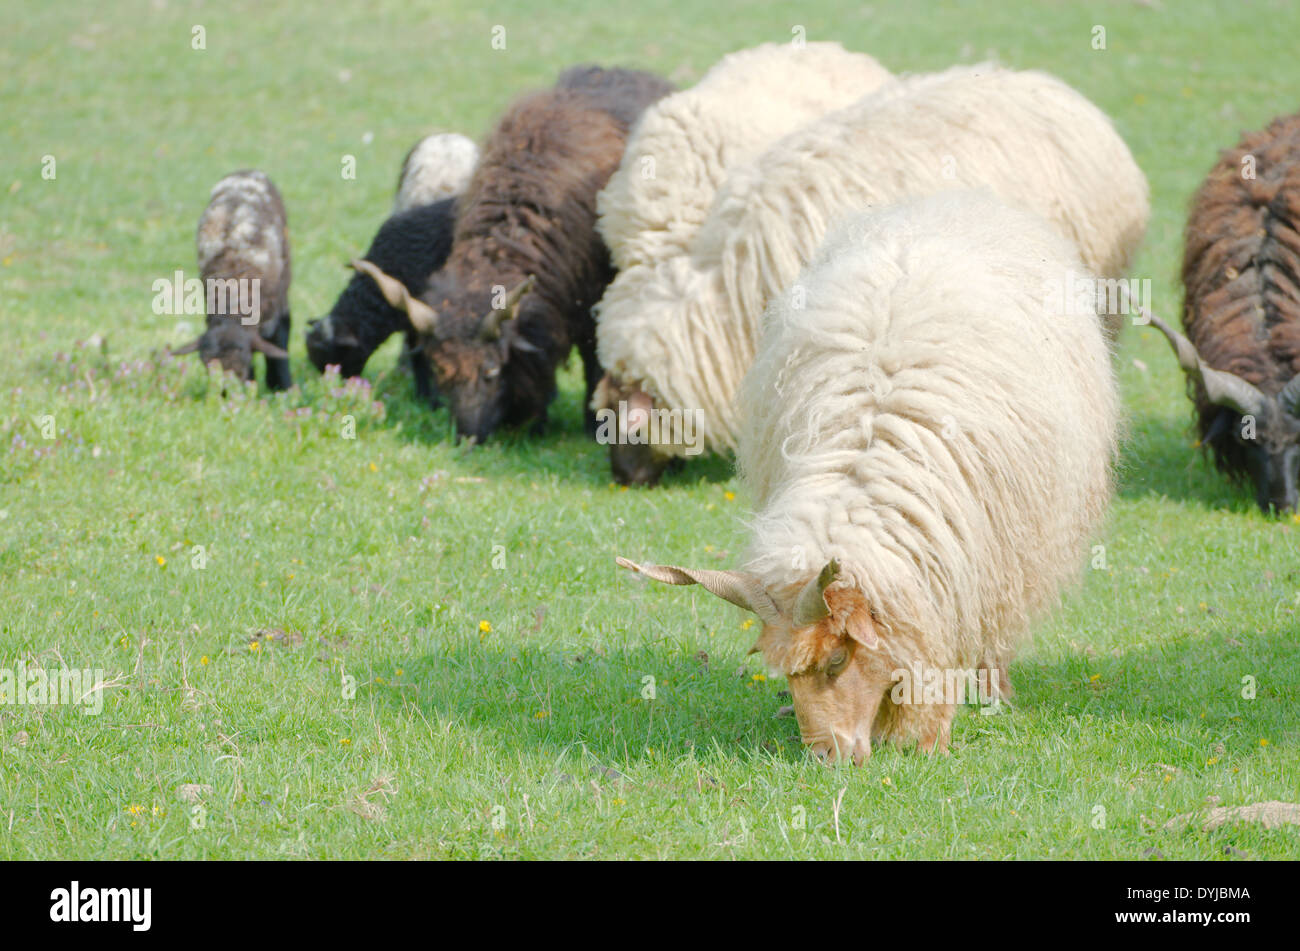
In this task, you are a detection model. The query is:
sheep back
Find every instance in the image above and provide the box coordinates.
[196,169,290,337]
[596,42,891,272]
[393,134,478,214]
[1181,111,1300,479]
[740,190,1118,673]
[599,64,1146,458]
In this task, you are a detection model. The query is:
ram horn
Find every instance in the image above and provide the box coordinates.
[616,557,781,625]
[250,335,290,359]
[1280,374,1300,417]
[348,259,440,335]
[792,559,841,626]
[169,338,201,356]
[1147,312,1267,417]
[480,275,536,341]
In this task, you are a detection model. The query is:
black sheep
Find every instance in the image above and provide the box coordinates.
[352,65,673,442]
[305,197,456,402]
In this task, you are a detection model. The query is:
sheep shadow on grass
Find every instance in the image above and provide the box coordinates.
[1005,626,1298,761]
[364,621,1296,774]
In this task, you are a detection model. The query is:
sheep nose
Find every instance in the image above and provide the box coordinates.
[808,735,868,766]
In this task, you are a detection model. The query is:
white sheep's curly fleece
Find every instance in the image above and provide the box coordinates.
[596,63,1148,458]
[393,133,479,213]
[740,190,1119,673]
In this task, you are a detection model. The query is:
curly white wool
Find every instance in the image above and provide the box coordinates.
[740,190,1119,671]
[393,133,479,213]
[596,41,890,272]
[597,64,1148,457]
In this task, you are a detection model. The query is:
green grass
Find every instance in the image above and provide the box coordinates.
[2,0,1298,859]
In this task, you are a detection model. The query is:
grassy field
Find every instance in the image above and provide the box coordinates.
[1,0,1297,859]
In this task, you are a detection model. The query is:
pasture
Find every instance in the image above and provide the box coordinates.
[1,0,1297,859]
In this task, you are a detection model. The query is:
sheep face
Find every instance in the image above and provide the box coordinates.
[348,258,536,442]
[1150,316,1300,514]
[304,314,367,378]
[617,557,941,765]
[756,584,892,766]
[410,283,534,442]
[198,320,254,380]
[1233,403,1300,513]
[425,335,512,442]
[173,317,289,386]
[786,658,888,767]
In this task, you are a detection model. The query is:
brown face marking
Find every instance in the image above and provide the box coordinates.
[757,579,965,764]
[750,582,892,764]
[430,340,494,386]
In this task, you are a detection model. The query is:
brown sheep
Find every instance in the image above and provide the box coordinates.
[352,66,673,442]
[1152,112,1300,513]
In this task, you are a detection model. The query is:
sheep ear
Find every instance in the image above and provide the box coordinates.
[1147,312,1267,417]
[170,339,201,355]
[792,560,839,626]
[349,259,440,335]
[623,388,654,438]
[616,557,782,626]
[844,602,880,650]
[480,275,536,341]
[251,335,289,359]
[1281,375,1300,418]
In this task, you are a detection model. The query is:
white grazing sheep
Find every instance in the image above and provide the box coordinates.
[595,64,1148,484]
[618,190,1119,764]
[596,42,890,273]
[591,42,890,485]
[393,133,479,213]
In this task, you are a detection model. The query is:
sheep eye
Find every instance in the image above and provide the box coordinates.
[826,647,850,677]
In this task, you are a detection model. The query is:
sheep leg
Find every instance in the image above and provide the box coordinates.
[914,704,953,754]
[578,339,603,437]
[528,408,549,437]
[404,330,439,408]
[265,313,293,390]
[996,666,1014,700]
[982,658,1014,700]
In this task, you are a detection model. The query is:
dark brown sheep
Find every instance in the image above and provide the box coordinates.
[174,170,292,389]
[353,66,673,441]
[1152,111,1300,513]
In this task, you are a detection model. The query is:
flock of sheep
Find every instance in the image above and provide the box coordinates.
[174,43,1300,764]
